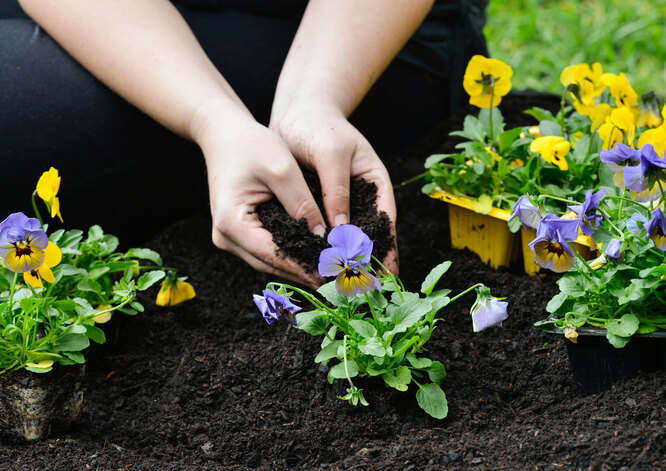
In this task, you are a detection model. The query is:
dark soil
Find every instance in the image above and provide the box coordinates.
[1,92,664,470]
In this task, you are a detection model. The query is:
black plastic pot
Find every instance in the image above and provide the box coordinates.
[0,365,85,440]
[548,327,666,394]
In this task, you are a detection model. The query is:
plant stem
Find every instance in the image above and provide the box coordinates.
[448,283,483,304]
[617,187,627,220]
[31,190,44,226]
[488,95,494,142]
[393,170,430,190]
[342,335,355,389]
[364,293,379,327]
[7,273,18,315]
[570,244,600,279]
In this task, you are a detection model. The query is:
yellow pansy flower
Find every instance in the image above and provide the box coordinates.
[484,146,501,162]
[560,63,605,115]
[23,241,62,288]
[598,107,636,150]
[92,304,113,324]
[589,104,612,132]
[156,280,196,307]
[530,136,570,171]
[26,360,54,369]
[462,55,513,108]
[36,167,63,222]
[601,72,638,108]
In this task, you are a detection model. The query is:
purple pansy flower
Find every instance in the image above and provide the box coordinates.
[470,288,509,332]
[600,143,639,188]
[509,195,541,230]
[626,212,648,236]
[644,209,666,251]
[253,290,301,325]
[318,224,381,297]
[604,238,623,260]
[0,212,49,273]
[568,188,606,236]
[528,214,580,273]
[622,144,666,201]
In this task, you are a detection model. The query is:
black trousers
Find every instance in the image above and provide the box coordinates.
[1,2,458,245]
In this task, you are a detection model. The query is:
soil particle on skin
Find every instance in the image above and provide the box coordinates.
[0,92,664,470]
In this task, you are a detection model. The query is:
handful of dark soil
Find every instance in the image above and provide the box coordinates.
[256,172,394,273]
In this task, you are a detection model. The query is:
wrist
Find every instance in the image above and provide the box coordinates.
[189,94,255,147]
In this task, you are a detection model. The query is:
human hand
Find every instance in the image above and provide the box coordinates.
[270,97,399,274]
[194,107,328,288]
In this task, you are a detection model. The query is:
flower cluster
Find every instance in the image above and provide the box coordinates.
[253,224,508,419]
[516,146,666,347]
[421,57,663,224]
[0,168,195,374]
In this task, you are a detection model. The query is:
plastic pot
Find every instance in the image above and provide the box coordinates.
[429,189,519,269]
[547,327,666,395]
[0,365,85,440]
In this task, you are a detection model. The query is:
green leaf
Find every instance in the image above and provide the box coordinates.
[524,107,555,122]
[77,278,102,295]
[539,120,562,137]
[363,290,388,311]
[126,248,163,266]
[53,333,90,352]
[136,270,166,291]
[637,324,658,334]
[546,292,570,313]
[498,127,523,153]
[130,301,145,312]
[317,281,348,307]
[406,353,432,369]
[315,340,342,364]
[420,261,452,295]
[426,361,447,385]
[359,337,386,357]
[88,267,110,280]
[328,360,359,380]
[557,273,588,298]
[385,299,432,338]
[416,383,448,419]
[25,366,53,374]
[19,297,42,315]
[424,153,450,168]
[63,351,85,364]
[84,325,107,344]
[382,366,412,391]
[349,319,377,338]
[295,311,330,335]
[606,332,631,349]
[605,314,639,337]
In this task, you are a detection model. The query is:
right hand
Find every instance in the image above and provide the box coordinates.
[193,107,327,288]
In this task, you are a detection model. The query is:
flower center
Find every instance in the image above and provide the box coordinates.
[546,242,565,256]
[14,242,33,258]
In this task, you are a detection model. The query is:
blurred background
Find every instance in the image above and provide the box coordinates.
[485,0,666,97]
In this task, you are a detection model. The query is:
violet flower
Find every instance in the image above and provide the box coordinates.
[318,224,381,296]
[568,188,606,236]
[599,143,639,188]
[644,209,666,251]
[604,238,623,261]
[470,288,509,332]
[509,195,541,230]
[626,212,648,236]
[528,214,580,273]
[253,290,301,325]
[622,144,666,202]
[0,212,49,273]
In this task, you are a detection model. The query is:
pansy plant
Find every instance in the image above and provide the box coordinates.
[524,158,666,347]
[254,224,508,419]
[415,58,664,224]
[0,168,195,374]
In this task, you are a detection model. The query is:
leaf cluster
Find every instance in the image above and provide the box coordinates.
[0,225,165,373]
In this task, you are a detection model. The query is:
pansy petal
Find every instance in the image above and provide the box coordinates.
[335,266,381,297]
[318,247,346,277]
[327,225,373,263]
[472,300,508,332]
[23,269,44,288]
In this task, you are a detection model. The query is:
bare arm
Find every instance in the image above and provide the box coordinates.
[19,0,327,286]
[271,0,435,272]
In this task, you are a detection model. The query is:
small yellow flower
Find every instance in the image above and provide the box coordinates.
[589,104,613,132]
[530,136,570,171]
[560,63,605,115]
[637,105,666,157]
[598,107,636,150]
[588,254,608,271]
[564,328,579,344]
[601,72,638,108]
[92,304,113,324]
[23,241,62,288]
[463,55,513,108]
[484,146,501,162]
[36,167,63,222]
[26,359,54,369]
[156,280,196,306]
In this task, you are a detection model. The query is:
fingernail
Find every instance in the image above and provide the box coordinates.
[334,214,349,226]
[313,224,326,237]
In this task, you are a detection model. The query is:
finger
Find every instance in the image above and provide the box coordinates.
[213,219,323,289]
[262,152,327,237]
[311,141,352,227]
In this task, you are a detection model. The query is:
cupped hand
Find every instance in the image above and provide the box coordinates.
[195,109,328,288]
[270,99,399,275]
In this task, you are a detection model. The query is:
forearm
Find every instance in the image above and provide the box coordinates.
[19,0,251,141]
[273,0,434,118]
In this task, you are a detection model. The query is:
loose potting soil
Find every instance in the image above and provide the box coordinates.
[0,93,664,470]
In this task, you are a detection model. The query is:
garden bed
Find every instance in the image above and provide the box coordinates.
[0,93,664,470]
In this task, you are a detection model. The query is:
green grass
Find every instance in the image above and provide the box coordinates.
[484,0,666,98]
